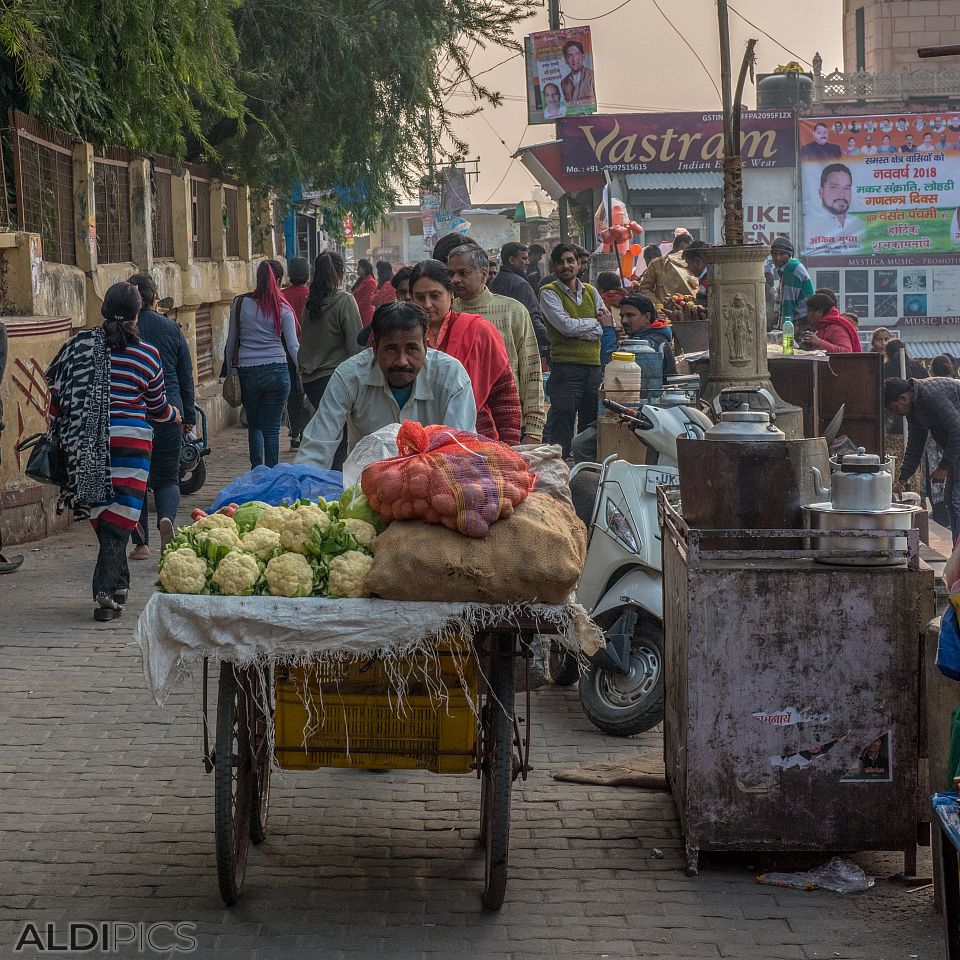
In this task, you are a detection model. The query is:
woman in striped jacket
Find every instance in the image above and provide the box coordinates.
[47,283,179,621]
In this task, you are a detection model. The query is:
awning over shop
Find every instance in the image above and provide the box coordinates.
[512,199,557,222]
[900,339,960,359]
[514,141,600,201]
[625,173,723,191]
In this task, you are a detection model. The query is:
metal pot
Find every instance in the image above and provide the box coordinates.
[804,501,919,566]
[811,447,894,513]
[706,387,786,442]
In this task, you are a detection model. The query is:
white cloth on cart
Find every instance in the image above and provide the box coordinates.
[133,594,601,704]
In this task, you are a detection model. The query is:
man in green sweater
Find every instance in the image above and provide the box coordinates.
[539,243,613,458]
[448,244,546,441]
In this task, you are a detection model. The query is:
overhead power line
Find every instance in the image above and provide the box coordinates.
[648,0,723,103]
[565,0,634,21]
[480,122,531,203]
[727,3,814,68]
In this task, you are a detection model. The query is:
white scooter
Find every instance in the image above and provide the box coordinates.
[566,399,711,736]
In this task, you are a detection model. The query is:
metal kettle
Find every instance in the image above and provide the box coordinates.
[811,447,894,512]
[706,388,785,442]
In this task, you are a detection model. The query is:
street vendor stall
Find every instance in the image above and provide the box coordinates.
[133,422,595,909]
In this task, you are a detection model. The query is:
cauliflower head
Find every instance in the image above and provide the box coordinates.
[196,526,242,552]
[158,548,208,594]
[265,553,314,597]
[280,504,330,554]
[255,505,291,533]
[211,551,262,596]
[192,512,239,536]
[342,518,377,550]
[327,551,374,598]
[240,527,281,562]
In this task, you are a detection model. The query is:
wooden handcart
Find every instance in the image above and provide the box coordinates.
[201,615,551,910]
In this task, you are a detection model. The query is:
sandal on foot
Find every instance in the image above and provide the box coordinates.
[158,518,175,552]
[129,544,151,561]
[94,594,123,621]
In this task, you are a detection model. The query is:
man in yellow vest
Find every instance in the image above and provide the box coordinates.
[539,243,614,459]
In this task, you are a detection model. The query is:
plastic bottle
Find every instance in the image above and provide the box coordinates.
[782,318,795,357]
[603,351,644,405]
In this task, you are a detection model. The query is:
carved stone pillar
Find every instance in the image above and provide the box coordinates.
[702,244,804,439]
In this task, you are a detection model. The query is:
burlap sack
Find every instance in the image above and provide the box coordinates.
[369,493,587,604]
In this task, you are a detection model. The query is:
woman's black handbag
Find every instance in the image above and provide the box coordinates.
[15,432,67,487]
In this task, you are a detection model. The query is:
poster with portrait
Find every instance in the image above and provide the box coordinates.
[525,26,597,125]
[800,112,960,326]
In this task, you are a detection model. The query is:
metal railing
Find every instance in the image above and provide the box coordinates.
[93,146,132,264]
[815,66,960,103]
[151,155,175,260]
[187,163,212,261]
[224,182,240,259]
[8,110,76,265]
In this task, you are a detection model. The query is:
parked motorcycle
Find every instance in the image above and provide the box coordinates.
[180,405,212,495]
[566,399,711,736]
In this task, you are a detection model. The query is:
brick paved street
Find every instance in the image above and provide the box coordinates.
[0,427,945,960]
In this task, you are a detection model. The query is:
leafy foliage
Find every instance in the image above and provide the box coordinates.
[2,0,536,222]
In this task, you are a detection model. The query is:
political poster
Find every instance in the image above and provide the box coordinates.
[418,189,440,252]
[525,26,597,125]
[800,112,960,326]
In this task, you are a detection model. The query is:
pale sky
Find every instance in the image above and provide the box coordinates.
[447,0,846,204]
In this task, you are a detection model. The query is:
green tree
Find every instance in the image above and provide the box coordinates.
[0,0,244,155]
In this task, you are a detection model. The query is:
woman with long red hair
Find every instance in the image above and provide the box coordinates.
[223,260,300,467]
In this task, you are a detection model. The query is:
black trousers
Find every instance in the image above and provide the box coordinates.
[93,523,130,600]
[543,363,602,460]
[286,356,308,439]
[304,376,347,471]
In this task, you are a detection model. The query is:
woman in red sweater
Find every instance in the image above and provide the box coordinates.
[800,293,862,354]
[351,259,377,327]
[409,258,521,444]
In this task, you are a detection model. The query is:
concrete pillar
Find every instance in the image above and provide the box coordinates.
[172,171,193,271]
[237,186,253,261]
[257,192,278,259]
[179,306,199,378]
[72,142,97,273]
[128,157,152,271]
[210,180,227,263]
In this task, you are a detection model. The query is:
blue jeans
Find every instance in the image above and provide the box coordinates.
[239,363,290,468]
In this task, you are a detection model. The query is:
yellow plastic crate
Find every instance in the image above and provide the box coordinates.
[273,647,479,774]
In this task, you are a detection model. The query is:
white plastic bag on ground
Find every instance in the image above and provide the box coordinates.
[342,423,401,489]
[756,857,875,894]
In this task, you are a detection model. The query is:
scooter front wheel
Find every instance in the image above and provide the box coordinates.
[579,630,663,737]
[179,458,207,496]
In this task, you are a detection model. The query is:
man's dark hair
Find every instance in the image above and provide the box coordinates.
[370,300,429,342]
[620,293,657,317]
[672,233,693,252]
[563,40,585,56]
[390,266,412,291]
[432,233,479,264]
[682,240,709,263]
[596,271,622,293]
[574,244,590,259]
[885,338,907,361]
[820,163,852,187]
[500,241,528,265]
[550,242,579,266]
[814,122,828,131]
[805,293,836,315]
[128,273,158,306]
[814,287,837,305]
[883,378,911,406]
[643,244,661,265]
[932,354,956,377]
[288,257,310,285]
[528,243,545,260]
[409,258,456,294]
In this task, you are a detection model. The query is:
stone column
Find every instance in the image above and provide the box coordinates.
[257,192,277,259]
[701,243,804,439]
[72,142,97,273]
[237,186,253,261]
[210,180,227,263]
[128,157,152,271]
[171,170,193,271]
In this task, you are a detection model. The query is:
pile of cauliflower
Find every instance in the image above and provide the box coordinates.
[157,487,383,599]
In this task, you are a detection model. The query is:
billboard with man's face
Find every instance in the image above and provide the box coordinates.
[525,26,597,125]
[800,113,960,326]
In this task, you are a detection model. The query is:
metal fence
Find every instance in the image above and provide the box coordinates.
[814,67,960,103]
[151,155,175,260]
[187,163,212,261]
[194,303,215,382]
[8,110,76,265]
[93,146,132,264]
[224,182,240,258]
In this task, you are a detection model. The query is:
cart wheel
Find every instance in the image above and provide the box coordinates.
[215,663,254,905]
[480,639,515,910]
[249,667,272,845]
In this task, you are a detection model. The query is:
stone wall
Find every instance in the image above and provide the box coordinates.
[844,0,960,73]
